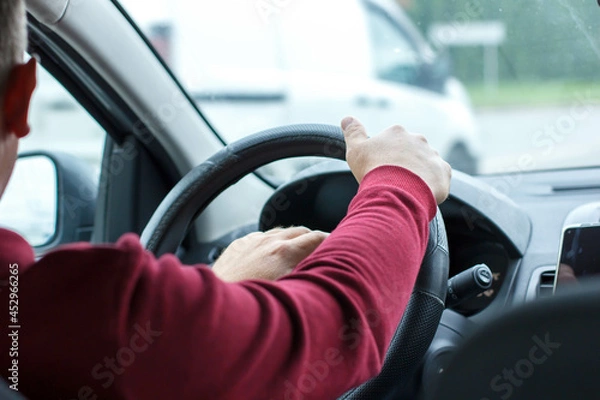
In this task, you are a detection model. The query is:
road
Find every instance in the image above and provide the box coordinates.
[475,105,600,174]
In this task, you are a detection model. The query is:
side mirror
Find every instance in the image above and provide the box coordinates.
[0,154,58,246]
[0,152,97,252]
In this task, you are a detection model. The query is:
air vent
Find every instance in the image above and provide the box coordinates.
[538,271,556,298]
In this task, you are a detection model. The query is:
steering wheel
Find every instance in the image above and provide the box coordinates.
[140,124,449,399]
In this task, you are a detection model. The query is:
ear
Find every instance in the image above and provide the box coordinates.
[3,58,37,139]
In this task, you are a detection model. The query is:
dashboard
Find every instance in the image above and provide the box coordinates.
[256,161,526,317]
[250,161,600,314]
[190,161,600,325]
[251,162,600,398]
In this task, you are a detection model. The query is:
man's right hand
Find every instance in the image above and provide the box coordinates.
[341,116,452,204]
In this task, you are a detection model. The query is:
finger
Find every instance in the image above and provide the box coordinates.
[287,230,329,254]
[271,226,313,240]
[264,227,301,236]
[380,124,410,140]
[341,117,368,148]
[243,231,266,238]
[264,227,286,235]
[235,231,267,244]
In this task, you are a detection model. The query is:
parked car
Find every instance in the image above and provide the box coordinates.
[165,0,480,179]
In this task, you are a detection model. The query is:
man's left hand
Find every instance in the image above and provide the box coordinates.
[212,227,328,282]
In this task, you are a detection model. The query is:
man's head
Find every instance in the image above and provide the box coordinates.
[0,0,37,199]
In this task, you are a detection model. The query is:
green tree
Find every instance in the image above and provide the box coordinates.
[407,0,600,85]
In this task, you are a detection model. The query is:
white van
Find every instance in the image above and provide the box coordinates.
[169,0,481,175]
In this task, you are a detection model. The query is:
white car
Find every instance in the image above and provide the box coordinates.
[168,0,480,177]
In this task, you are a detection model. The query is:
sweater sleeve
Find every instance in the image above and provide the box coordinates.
[9,166,436,400]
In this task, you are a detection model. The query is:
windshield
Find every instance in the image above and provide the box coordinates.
[119,0,600,181]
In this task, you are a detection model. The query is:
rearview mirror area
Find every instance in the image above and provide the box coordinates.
[0,154,58,247]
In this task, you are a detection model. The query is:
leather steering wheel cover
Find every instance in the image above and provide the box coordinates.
[140,124,449,399]
[340,211,449,399]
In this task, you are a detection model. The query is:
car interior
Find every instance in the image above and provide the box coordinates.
[2,0,600,399]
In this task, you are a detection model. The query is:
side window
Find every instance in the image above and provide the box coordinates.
[0,63,105,246]
[365,6,421,85]
[22,65,105,178]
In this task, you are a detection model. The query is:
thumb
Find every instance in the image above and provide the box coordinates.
[341,117,368,148]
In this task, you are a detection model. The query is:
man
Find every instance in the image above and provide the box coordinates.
[0,0,451,398]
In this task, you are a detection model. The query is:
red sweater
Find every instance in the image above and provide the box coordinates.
[0,166,435,400]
